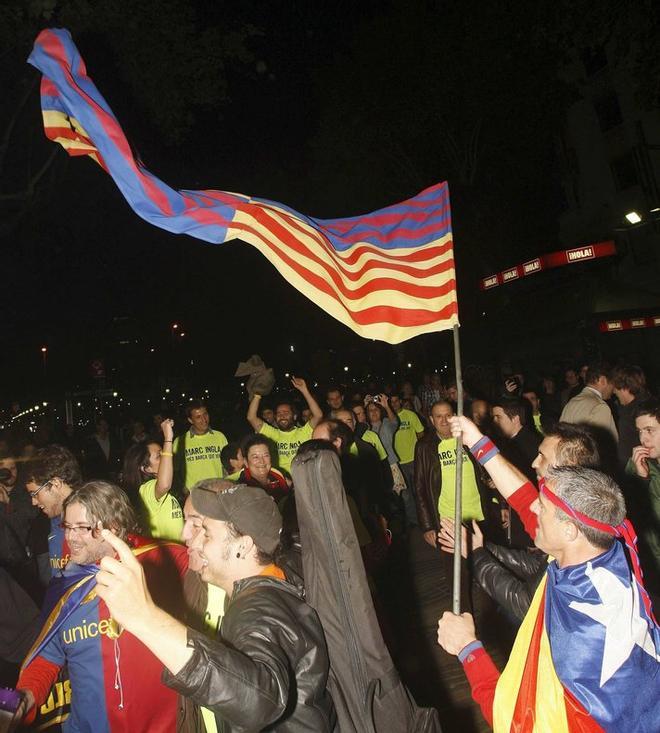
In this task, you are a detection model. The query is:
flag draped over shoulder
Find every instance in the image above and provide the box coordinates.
[27,29,458,344]
[494,542,660,732]
[22,564,98,670]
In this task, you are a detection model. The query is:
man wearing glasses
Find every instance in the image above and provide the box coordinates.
[24,445,81,577]
[16,480,188,733]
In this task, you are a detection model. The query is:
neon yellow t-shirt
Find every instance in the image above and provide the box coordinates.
[138,479,184,540]
[173,429,228,489]
[437,438,484,521]
[259,422,313,474]
[394,408,424,465]
[349,429,387,461]
[225,469,242,482]
[200,583,226,733]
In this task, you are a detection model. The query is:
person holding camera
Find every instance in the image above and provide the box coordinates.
[365,394,407,496]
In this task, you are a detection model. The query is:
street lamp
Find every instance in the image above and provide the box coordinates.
[625,211,642,224]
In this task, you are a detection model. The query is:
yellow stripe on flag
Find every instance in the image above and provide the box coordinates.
[493,574,569,732]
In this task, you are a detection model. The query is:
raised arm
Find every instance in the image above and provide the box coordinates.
[155,418,174,500]
[449,416,529,500]
[376,393,397,422]
[291,376,322,427]
[247,394,264,432]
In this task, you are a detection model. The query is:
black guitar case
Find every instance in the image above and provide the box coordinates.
[291,447,442,733]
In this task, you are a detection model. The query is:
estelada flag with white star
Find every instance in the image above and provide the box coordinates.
[494,541,660,732]
[27,29,458,345]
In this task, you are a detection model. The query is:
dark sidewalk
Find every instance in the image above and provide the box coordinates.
[380,528,515,733]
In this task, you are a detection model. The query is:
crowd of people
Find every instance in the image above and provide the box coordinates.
[1,358,659,731]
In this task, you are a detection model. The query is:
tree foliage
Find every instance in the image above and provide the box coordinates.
[0,0,261,234]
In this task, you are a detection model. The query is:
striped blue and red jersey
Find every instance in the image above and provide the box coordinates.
[48,516,70,577]
[19,535,188,733]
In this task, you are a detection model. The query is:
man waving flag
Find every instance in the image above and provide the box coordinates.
[28,29,457,344]
[438,416,660,733]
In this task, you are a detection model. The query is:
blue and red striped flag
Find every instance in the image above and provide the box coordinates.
[28,29,458,344]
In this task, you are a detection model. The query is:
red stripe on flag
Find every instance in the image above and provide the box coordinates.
[267,204,453,267]
[511,587,547,732]
[47,32,175,218]
[563,688,605,732]
[232,218,456,327]
[264,208,455,280]
[240,206,453,300]
[180,194,234,228]
[323,201,451,233]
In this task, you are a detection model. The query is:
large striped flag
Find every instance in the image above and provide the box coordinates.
[28,29,457,344]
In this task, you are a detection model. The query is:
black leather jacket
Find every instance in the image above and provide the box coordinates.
[163,575,336,732]
[472,542,547,621]
[413,431,489,532]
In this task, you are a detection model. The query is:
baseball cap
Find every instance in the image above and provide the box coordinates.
[191,483,282,554]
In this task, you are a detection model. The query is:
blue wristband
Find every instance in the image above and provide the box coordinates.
[470,436,499,465]
[457,640,484,663]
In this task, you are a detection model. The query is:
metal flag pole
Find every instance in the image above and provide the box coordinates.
[452,322,464,615]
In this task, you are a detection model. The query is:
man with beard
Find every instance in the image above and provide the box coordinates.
[93,482,336,731]
[16,481,187,732]
[179,487,227,733]
[247,376,323,475]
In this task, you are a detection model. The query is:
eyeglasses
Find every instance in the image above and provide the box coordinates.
[60,523,95,536]
[29,479,52,499]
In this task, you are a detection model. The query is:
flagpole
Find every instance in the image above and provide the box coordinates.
[452,322,464,615]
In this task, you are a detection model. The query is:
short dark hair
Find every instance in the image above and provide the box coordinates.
[584,361,614,386]
[612,365,646,396]
[547,466,625,550]
[635,398,660,423]
[317,419,352,454]
[225,520,277,566]
[430,399,453,412]
[27,445,82,488]
[186,399,207,418]
[545,422,600,468]
[220,441,242,474]
[241,434,273,460]
[274,400,295,412]
[365,402,386,422]
[492,398,527,425]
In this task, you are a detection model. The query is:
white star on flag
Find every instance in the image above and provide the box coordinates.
[569,563,659,687]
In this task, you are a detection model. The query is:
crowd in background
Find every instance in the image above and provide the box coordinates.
[1,355,659,731]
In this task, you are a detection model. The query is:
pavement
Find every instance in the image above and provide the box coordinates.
[379,527,516,733]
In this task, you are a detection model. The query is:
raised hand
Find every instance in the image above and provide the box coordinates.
[291,375,308,393]
[160,418,174,442]
[448,416,483,449]
[95,530,154,635]
[631,445,651,479]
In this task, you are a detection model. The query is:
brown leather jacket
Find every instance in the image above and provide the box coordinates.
[413,431,489,532]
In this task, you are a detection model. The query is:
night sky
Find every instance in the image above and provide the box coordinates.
[2,1,649,406]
